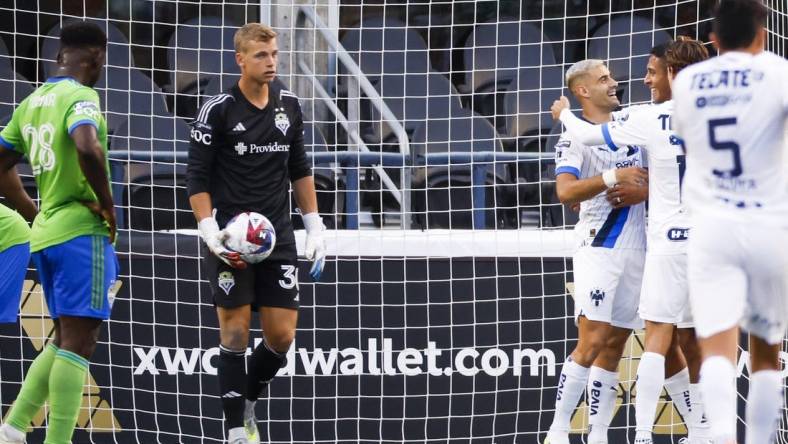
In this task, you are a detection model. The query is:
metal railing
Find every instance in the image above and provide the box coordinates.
[108,150,549,231]
[294,5,412,228]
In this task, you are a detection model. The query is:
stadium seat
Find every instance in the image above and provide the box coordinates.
[0,66,34,123]
[166,16,239,95]
[410,107,511,229]
[586,15,672,104]
[339,16,430,83]
[365,71,463,144]
[42,20,169,136]
[202,73,241,97]
[109,116,190,152]
[462,19,556,120]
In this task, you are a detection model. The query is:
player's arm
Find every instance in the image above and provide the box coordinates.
[70,125,115,242]
[186,101,245,269]
[288,103,325,281]
[0,107,37,222]
[553,136,648,205]
[551,96,648,150]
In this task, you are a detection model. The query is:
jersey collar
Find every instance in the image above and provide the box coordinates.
[46,76,77,83]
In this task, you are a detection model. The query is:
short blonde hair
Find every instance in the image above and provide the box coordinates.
[234,23,277,53]
[565,59,605,92]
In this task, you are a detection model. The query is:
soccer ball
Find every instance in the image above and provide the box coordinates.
[223,212,276,263]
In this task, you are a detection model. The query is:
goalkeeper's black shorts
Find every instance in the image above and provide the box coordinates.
[203,244,299,310]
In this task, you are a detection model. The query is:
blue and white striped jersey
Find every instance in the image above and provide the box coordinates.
[554,117,646,250]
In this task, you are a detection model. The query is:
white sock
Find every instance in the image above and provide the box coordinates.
[664,368,691,426]
[228,426,246,440]
[0,423,25,441]
[635,352,665,436]
[587,366,619,443]
[689,383,712,439]
[549,358,591,433]
[746,370,783,444]
[700,356,737,443]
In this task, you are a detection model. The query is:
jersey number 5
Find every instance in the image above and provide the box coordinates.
[23,123,56,176]
[708,118,742,178]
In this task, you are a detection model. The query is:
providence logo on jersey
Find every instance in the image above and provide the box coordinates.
[233,141,290,156]
[274,107,290,135]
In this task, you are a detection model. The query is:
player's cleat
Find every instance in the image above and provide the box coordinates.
[0,424,25,444]
[227,426,249,444]
[542,431,570,444]
[634,438,653,444]
[243,400,261,444]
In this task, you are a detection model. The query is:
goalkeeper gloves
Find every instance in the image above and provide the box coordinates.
[302,212,326,281]
[198,216,246,269]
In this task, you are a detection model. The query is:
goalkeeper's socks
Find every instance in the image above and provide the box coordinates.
[246,339,286,401]
[586,366,619,443]
[634,352,665,437]
[44,349,89,444]
[5,342,59,434]
[218,345,247,429]
[549,358,590,434]
[699,356,737,444]
[745,370,782,444]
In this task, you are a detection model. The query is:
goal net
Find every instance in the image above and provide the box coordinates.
[0,1,786,443]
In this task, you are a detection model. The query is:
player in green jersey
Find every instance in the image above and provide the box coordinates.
[0,166,35,324]
[0,22,118,444]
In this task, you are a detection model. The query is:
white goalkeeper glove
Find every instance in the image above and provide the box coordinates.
[302,212,326,281]
[198,216,246,269]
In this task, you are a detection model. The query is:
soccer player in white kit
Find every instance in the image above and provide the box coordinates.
[543,59,650,444]
[672,1,788,443]
[551,38,713,444]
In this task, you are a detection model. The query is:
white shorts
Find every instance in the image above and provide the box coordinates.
[572,246,645,330]
[688,217,788,345]
[639,253,693,328]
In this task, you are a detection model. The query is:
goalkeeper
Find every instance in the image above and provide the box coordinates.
[186,23,326,444]
[0,22,118,444]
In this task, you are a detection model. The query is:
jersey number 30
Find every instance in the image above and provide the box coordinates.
[708,117,742,178]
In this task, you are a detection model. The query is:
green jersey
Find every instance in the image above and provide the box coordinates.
[0,76,110,252]
[0,203,30,252]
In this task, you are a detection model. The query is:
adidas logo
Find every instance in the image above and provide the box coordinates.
[233,122,246,132]
[222,391,243,399]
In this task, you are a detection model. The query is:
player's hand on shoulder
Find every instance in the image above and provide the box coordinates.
[551,96,570,120]
[606,182,648,209]
[302,213,326,282]
[198,216,247,269]
[614,167,648,187]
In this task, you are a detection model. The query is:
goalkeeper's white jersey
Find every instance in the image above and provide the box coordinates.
[672,50,788,227]
[600,101,688,254]
[554,115,646,251]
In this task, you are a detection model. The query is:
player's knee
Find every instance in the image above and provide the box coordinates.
[221,325,250,350]
[265,328,295,353]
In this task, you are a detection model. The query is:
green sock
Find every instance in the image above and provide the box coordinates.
[6,343,59,433]
[44,350,88,444]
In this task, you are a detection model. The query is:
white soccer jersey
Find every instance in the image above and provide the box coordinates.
[672,51,788,225]
[560,101,688,254]
[554,118,646,250]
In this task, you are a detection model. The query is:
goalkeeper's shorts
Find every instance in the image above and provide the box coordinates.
[0,242,29,323]
[204,244,300,310]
